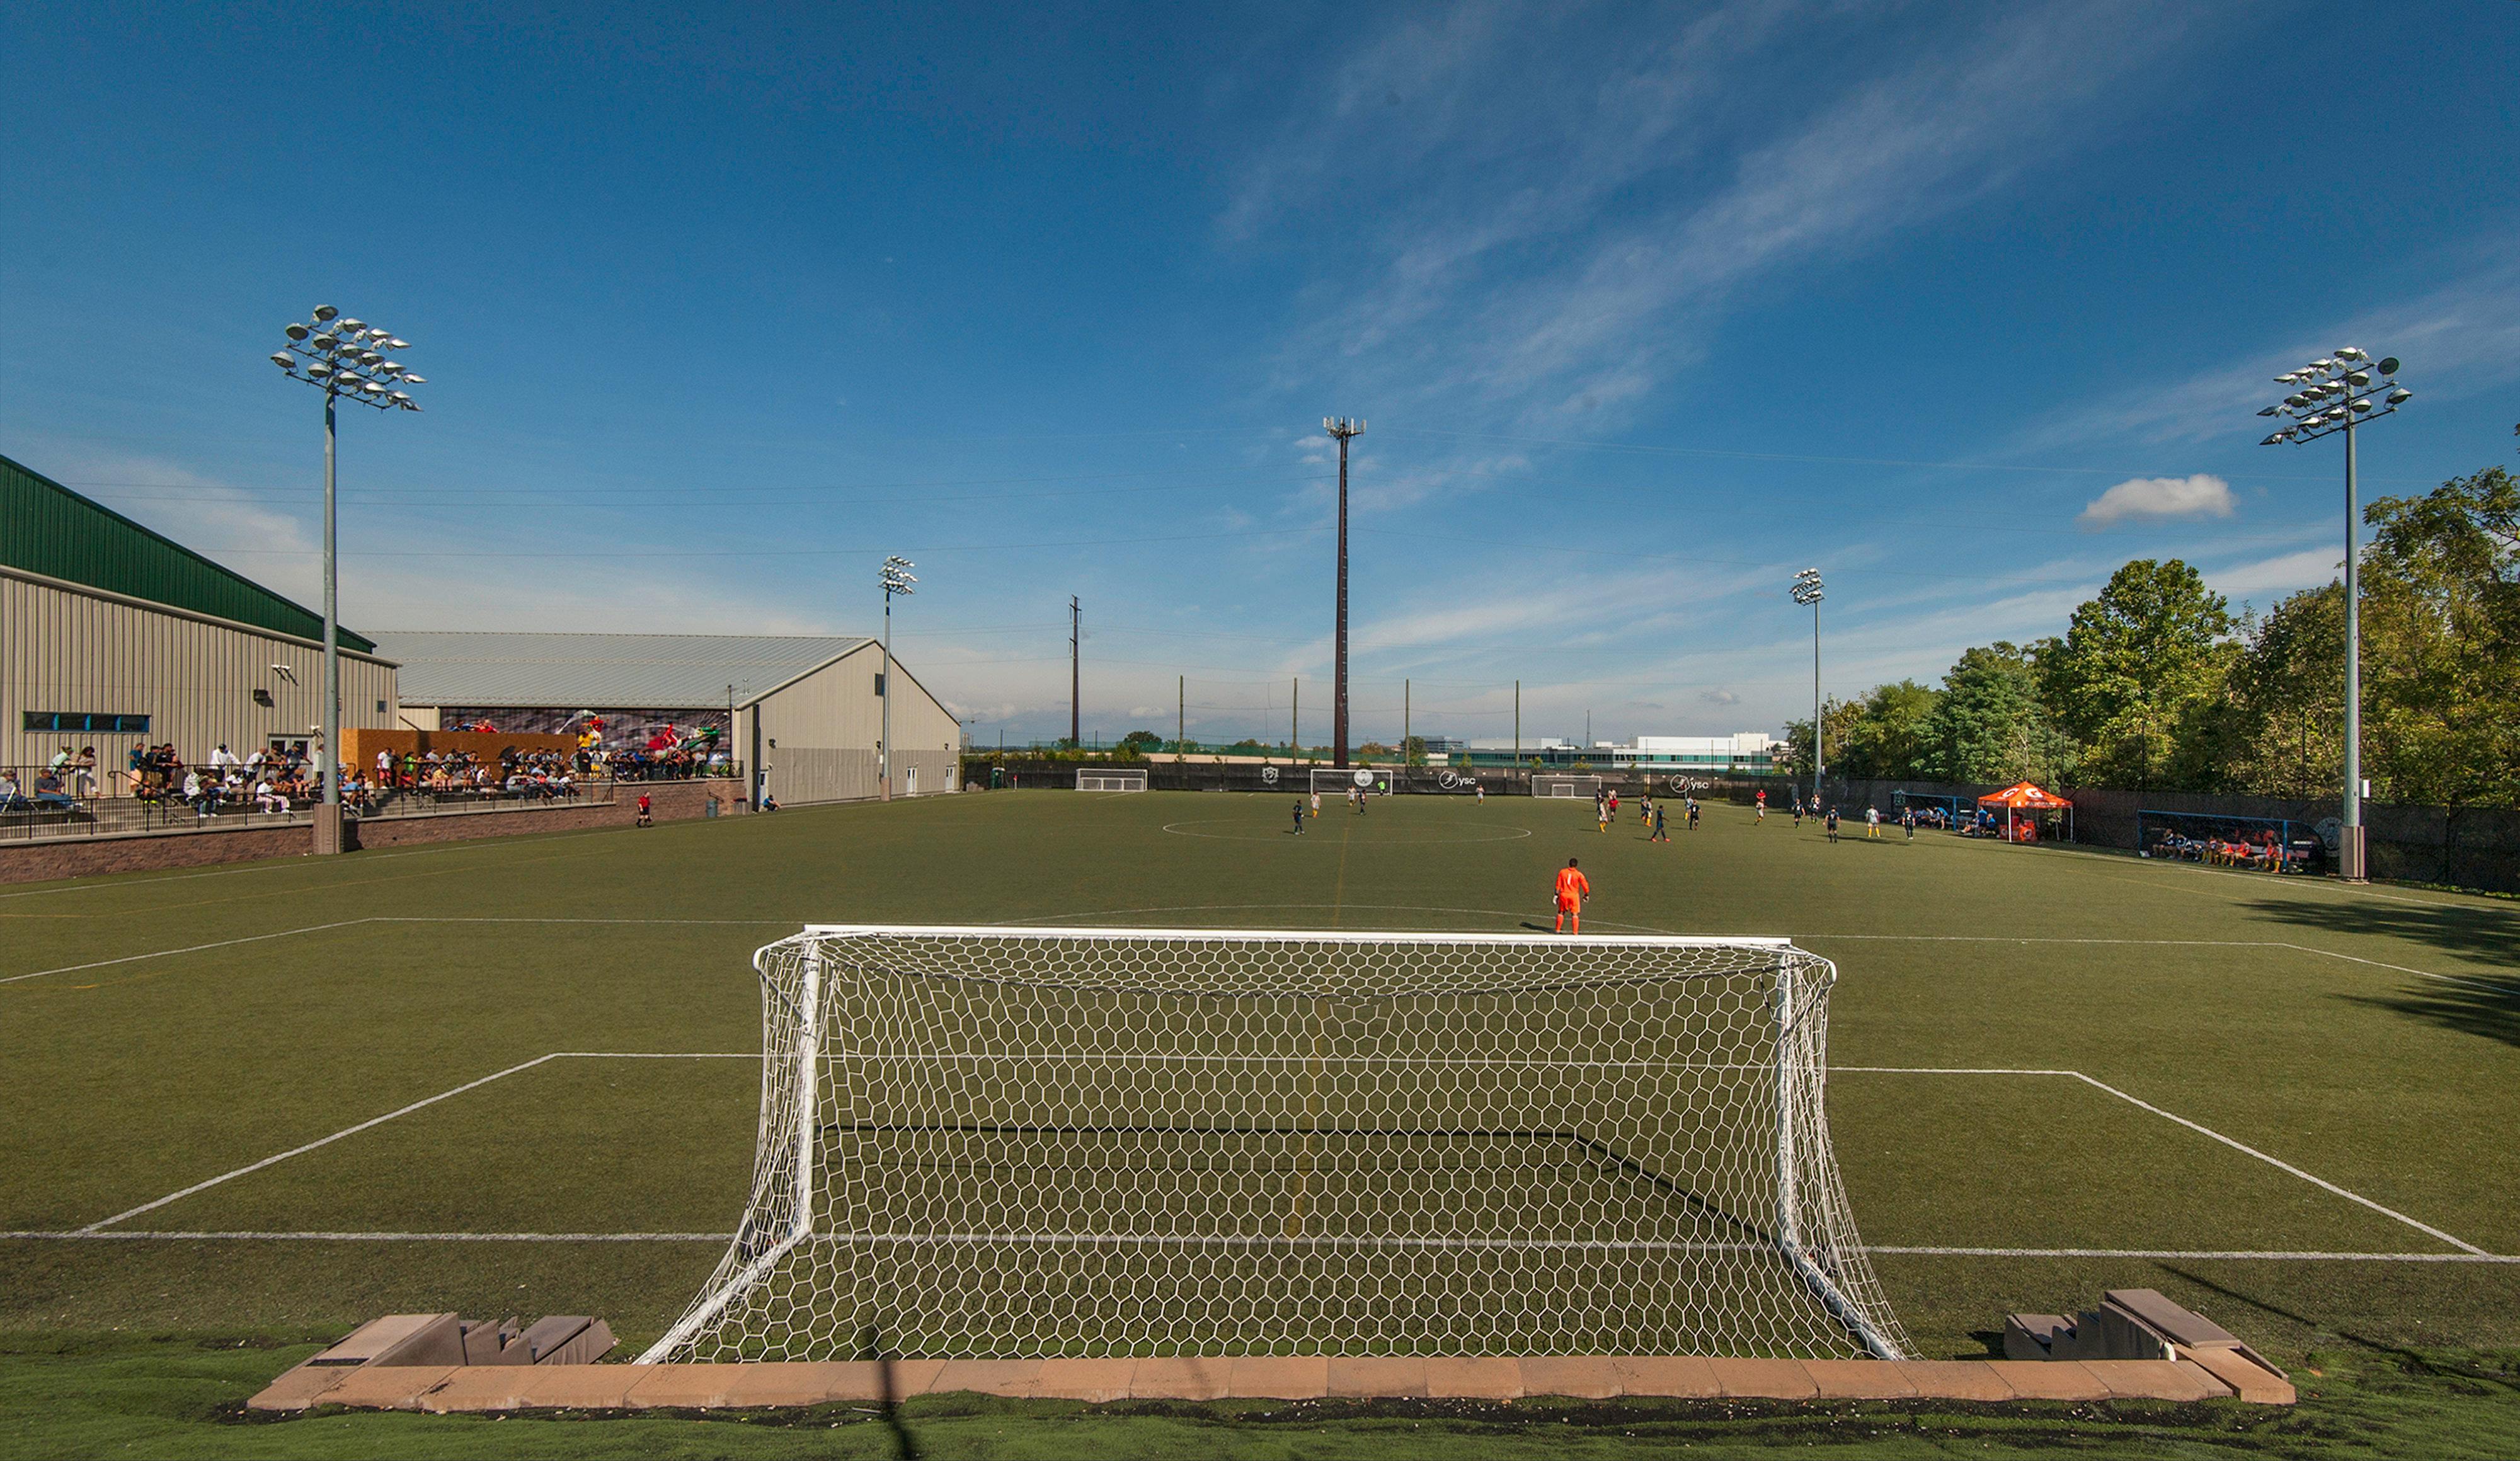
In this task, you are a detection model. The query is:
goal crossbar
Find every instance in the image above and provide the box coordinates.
[646,924,1904,1365]
[1075,767,1148,792]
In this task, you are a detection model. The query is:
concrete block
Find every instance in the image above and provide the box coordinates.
[2087,1359,2229,1402]
[1326,1356,1428,1398]
[926,1359,1045,1398]
[309,1314,459,1369]
[319,1364,461,1409]
[367,1314,465,1368]
[1516,1355,1623,1399]
[2182,1346,2296,1404]
[1225,1355,1328,1399]
[1123,1356,1235,1401]
[2003,1314,2070,1360]
[1985,1360,2111,1401]
[1802,1359,1919,1399]
[1030,1358,1140,1402]
[1421,1356,1524,1400]
[246,1362,350,1411]
[1891,1360,2017,1402]
[424,1364,644,1412]
[2104,1289,2240,1348]
[1706,1357,1819,1399]
[879,1358,949,1397]
[1608,1356,1722,1397]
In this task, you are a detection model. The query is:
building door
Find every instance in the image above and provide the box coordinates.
[907,765,919,796]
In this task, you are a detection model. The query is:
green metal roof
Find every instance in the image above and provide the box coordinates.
[0,450,374,654]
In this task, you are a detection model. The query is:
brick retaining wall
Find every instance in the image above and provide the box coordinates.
[0,780,743,886]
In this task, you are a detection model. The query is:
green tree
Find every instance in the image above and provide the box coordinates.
[1779,697,1866,781]
[2356,461,2520,806]
[1924,641,2078,785]
[1114,730,1164,760]
[1834,680,1941,779]
[2039,559,2234,788]
[2197,585,2345,798]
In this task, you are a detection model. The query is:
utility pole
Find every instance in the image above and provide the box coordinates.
[1404,679,1410,765]
[1292,677,1299,757]
[1324,416,1365,768]
[1177,675,1185,760]
[1513,680,1521,767]
[1068,595,1081,748]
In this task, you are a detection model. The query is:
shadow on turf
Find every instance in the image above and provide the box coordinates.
[2241,894,2520,967]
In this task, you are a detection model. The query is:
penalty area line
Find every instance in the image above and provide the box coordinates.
[3,1231,2510,1263]
[73,1052,755,1234]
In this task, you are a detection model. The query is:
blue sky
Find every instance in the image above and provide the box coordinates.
[4,3,2516,748]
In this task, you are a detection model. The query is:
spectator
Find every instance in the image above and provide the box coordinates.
[33,768,77,810]
[0,769,25,813]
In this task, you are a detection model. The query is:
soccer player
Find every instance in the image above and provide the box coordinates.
[1902,806,1916,840]
[1293,799,1307,834]
[1866,805,1882,839]
[1310,789,1321,819]
[1597,796,1611,834]
[1687,796,1700,832]
[1554,857,1591,934]
[1755,789,1767,823]
[1825,806,1840,843]
[1606,789,1618,822]
[1475,781,1485,803]
[1651,802,1669,843]
[1792,799,1804,829]
[636,791,653,828]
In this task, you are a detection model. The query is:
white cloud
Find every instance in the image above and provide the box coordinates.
[2208,547,2339,600]
[2078,474,2236,528]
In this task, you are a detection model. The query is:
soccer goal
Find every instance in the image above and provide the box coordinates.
[643,925,1906,1365]
[1075,768,1148,793]
[1309,765,1380,795]
[1533,774,1604,798]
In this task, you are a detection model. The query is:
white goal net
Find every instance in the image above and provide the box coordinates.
[1534,774,1605,798]
[644,925,1904,1365]
[1075,768,1148,792]
[1308,766,1385,794]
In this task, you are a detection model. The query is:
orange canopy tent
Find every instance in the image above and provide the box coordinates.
[1976,782,2072,842]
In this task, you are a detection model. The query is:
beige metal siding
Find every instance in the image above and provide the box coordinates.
[3,570,397,786]
[754,642,959,805]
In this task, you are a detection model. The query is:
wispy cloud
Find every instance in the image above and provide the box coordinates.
[2080,473,2236,528]
[2208,547,2339,602]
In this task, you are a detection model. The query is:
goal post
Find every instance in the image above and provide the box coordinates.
[644,925,1904,1365]
[1533,774,1604,798]
[1075,767,1148,792]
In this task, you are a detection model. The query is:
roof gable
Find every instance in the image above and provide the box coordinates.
[0,450,374,653]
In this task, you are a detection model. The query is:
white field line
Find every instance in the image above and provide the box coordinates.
[1802,933,2512,997]
[1,915,797,985]
[66,1055,2495,1261]
[0,919,382,985]
[1836,1064,2487,1255]
[4,1230,2511,1264]
[76,1052,753,1233]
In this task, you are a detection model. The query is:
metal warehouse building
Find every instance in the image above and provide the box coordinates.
[371,631,961,806]
[3,451,398,784]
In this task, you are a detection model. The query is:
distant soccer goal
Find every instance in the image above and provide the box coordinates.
[1533,774,1605,798]
[1075,768,1148,793]
[1309,765,1382,795]
[644,925,1906,1365]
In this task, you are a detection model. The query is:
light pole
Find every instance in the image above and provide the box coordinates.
[268,306,423,855]
[879,556,916,801]
[2257,347,2411,881]
[1324,416,1365,768]
[1791,568,1825,804]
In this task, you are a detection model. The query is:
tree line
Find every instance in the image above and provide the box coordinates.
[1789,432,2519,808]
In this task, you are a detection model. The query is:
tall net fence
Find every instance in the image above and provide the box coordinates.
[646,927,1904,1363]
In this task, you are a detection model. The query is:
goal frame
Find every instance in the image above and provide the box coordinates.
[643,924,1903,1365]
[1075,767,1149,792]
[1533,774,1605,798]
[1307,765,1383,794]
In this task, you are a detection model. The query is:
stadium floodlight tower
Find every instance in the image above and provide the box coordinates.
[2255,348,2411,882]
[269,306,424,855]
[1790,568,1825,801]
[878,556,917,802]
[1324,415,1365,767]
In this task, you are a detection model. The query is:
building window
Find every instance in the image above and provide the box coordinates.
[376,700,389,713]
[23,712,150,735]
[874,672,886,697]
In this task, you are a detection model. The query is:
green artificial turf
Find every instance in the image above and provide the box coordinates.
[3,789,2517,1457]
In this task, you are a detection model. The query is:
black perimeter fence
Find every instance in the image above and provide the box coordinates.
[969,757,2520,895]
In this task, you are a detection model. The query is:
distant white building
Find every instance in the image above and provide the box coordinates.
[1612,733,1780,772]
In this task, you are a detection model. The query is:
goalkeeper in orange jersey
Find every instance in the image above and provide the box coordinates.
[1553,857,1591,934]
